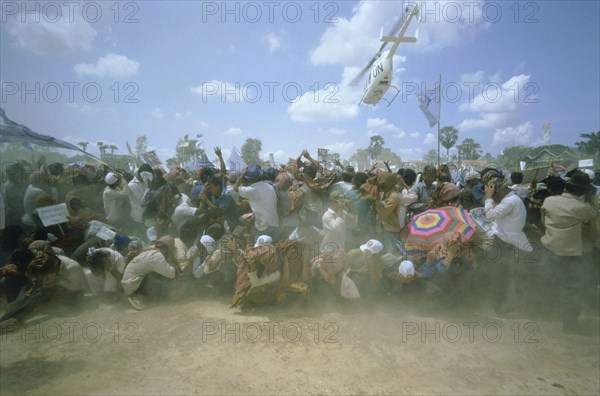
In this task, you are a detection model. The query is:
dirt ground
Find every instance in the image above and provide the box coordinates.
[0,289,599,396]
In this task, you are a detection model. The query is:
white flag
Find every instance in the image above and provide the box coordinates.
[417,90,440,128]
[227,147,246,172]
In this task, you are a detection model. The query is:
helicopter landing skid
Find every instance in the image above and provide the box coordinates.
[380,85,401,107]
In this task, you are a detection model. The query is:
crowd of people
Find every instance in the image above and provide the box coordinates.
[0,147,598,335]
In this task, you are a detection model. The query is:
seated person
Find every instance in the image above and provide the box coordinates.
[121,236,179,311]
[83,247,126,296]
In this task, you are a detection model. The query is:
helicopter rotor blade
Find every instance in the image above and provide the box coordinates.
[350,40,388,86]
[388,13,406,37]
[350,55,377,86]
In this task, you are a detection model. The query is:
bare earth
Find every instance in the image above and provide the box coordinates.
[1,292,599,395]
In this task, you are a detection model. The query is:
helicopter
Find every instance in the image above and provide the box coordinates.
[352,4,420,107]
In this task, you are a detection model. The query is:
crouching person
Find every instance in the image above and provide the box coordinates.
[0,248,88,332]
[230,235,281,308]
[121,236,179,311]
[344,239,386,298]
[201,236,243,293]
[83,247,126,298]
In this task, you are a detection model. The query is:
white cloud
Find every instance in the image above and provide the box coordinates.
[458,113,511,131]
[367,117,405,138]
[492,121,538,146]
[460,71,485,84]
[225,127,242,136]
[459,74,532,114]
[310,1,488,68]
[5,7,96,55]
[264,150,289,164]
[410,132,420,138]
[191,80,245,103]
[287,89,359,122]
[310,1,401,67]
[424,133,436,144]
[199,121,209,129]
[74,53,139,78]
[458,73,534,131]
[326,128,347,135]
[151,108,164,119]
[323,142,356,158]
[264,32,282,53]
[412,1,490,52]
[174,111,192,120]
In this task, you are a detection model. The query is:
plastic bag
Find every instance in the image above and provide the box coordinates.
[340,271,360,299]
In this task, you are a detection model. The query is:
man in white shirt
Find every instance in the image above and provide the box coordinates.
[121,236,179,310]
[509,171,529,201]
[103,172,131,231]
[128,164,153,232]
[484,177,533,314]
[321,191,357,253]
[233,165,279,241]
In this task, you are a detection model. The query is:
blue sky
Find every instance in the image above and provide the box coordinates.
[1,0,599,165]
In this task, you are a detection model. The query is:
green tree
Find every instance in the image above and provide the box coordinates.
[136,135,148,158]
[423,149,438,164]
[108,145,119,156]
[348,148,370,171]
[97,141,107,158]
[367,135,385,160]
[575,131,600,163]
[496,145,529,170]
[77,141,89,153]
[440,126,459,161]
[457,138,482,160]
[241,138,263,165]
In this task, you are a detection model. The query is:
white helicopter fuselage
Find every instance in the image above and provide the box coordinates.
[357,4,419,106]
[362,51,393,105]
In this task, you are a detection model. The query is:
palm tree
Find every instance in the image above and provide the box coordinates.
[109,145,119,156]
[97,141,107,158]
[78,141,89,152]
[367,135,385,161]
[440,126,459,162]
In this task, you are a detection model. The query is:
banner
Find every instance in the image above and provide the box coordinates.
[36,203,69,227]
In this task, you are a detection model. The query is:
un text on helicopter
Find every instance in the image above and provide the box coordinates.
[352,4,419,107]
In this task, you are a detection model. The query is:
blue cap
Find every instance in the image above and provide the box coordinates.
[113,233,131,250]
[191,183,203,200]
[244,164,264,181]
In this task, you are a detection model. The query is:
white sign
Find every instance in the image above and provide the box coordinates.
[579,159,594,167]
[96,226,117,241]
[36,203,69,227]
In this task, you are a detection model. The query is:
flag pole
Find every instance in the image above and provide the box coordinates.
[437,74,442,169]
